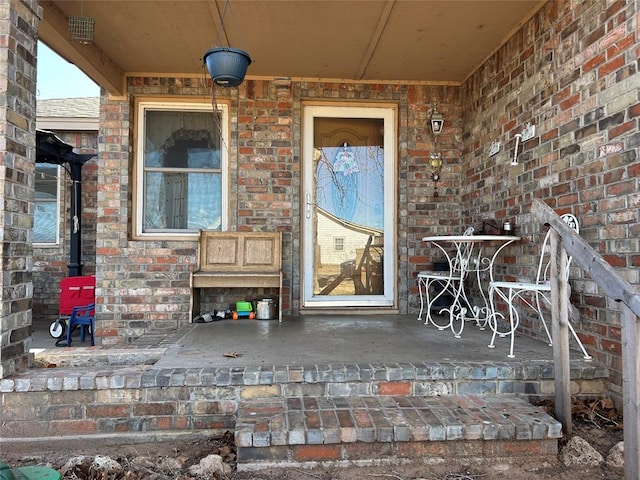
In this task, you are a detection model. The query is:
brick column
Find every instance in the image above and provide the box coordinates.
[0,0,41,378]
[94,94,131,345]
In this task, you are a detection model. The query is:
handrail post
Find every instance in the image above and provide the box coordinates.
[550,229,572,435]
[622,304,639,478]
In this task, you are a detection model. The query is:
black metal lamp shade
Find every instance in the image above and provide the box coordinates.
[203,47,252,87]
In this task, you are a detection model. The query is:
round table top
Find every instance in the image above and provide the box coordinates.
[422,234,521,242]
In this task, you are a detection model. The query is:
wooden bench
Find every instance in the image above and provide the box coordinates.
[190,231,283,322]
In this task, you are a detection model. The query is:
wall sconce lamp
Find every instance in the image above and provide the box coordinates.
[427,101,444,196]
[429,103,445,137]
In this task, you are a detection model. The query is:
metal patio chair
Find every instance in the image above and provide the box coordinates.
[417,227,475,331]
[487,214,592,359]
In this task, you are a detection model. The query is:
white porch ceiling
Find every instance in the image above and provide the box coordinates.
[38,1,545,96]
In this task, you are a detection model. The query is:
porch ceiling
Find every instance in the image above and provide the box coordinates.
[38,0,544,96]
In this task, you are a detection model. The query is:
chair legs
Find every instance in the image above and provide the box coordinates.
[418,274,480,338]
[417,275,458,331]
[488,285,520,358]
[536,294,592,360]
[488,286,592,359]
[66,303,95,347]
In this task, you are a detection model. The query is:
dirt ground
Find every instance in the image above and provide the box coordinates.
[3,401,625,479]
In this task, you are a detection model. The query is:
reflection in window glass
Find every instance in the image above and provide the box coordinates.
[144,172,222,230]
[139,105,226,233]
[34,163,59,243]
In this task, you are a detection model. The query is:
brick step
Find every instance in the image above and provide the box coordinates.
[2,360,603,446]
[235,394,563,471]
[31,347,166,368]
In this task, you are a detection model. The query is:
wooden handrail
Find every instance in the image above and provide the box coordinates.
[531,199,639,480]
[532,200,640,316]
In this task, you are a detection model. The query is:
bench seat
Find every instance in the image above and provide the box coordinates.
[190,231,283,322]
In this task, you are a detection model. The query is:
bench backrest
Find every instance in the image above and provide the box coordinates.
[198,231,282,273]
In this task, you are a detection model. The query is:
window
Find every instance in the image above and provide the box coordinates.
[34,163,60,244]
[333,236,345,252]
[135,101,228,237]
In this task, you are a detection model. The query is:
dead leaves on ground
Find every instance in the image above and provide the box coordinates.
[572,397,623,431]
[537,397,623,431]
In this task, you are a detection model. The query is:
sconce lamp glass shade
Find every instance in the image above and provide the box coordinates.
[430,111,444,136]
[430,153,443,169]
[203,47,252,87]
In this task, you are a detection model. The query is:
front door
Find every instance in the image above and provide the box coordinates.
[302,104,396,309]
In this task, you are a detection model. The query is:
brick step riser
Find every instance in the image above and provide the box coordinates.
[236,439,561,471]
[234,395,564,471]
[0,361,605,441]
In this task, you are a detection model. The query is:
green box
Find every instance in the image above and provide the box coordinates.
[236,301,252,312]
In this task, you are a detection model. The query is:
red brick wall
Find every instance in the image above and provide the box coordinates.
[96,80,464,344]
[461,0,639,401]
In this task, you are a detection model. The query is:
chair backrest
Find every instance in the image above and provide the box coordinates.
[451,226,475,273]
[71,303,95,320]
[536,213,579,284]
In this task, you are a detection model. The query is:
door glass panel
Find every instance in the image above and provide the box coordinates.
[314,127,384,296]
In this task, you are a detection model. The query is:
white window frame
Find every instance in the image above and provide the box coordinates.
[33,163,61,246]
[134,100,229,239]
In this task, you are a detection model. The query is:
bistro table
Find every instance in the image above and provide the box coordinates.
[420,234,521,338]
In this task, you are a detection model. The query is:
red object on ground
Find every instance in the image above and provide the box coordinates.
[59,275,96,315]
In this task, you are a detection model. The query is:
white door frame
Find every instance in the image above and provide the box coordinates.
[301,103,397,308]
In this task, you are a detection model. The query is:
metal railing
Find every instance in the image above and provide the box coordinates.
[531,199,639,480]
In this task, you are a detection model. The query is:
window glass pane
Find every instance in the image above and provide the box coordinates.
[145,110,221,169]
[144,171,222,231]
[140,105,226,235]
[188,148,220,169]
[34,164,59,243]
[34,203,58,243]
[35,164,58,200]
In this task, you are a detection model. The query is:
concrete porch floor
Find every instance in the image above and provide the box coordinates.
[29,314,590,368]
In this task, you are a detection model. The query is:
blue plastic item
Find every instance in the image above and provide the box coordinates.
[66,303,95,346]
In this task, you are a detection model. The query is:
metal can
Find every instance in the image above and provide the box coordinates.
[255,298,277,320]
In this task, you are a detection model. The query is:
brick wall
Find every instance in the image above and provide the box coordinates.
[460,0,639,402]
[0,0,41,377]
[32,130,98,322]
[95,79,463,344]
